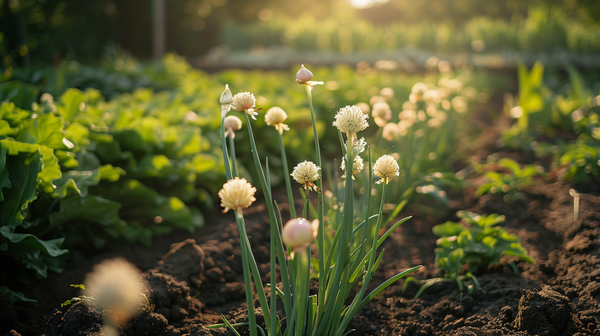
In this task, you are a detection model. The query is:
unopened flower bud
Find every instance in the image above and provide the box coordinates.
[296,65,313,84]
[282,218,317,252]
[220,84,233,105]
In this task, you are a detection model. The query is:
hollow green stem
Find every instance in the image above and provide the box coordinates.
[305,86,326,332]
[229,133,239,177]
[277,132,296,219]
[221,114,232,180]
[235,210,257,336]
[295,248,310,336]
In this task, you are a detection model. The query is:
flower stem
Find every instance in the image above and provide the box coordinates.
[278,132,296,218]
[228,133,239,177]
[305,86,326,332]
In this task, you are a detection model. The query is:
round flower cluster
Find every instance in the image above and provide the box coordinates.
[341,156,364,179]
[83,258,147,321]
[231,92,258,120]
[223,115,242,138]
[265,106,290,134]
[219,177,257,214]
[373,154,400,184]
[333,105,369,135]
[291,161,321,191]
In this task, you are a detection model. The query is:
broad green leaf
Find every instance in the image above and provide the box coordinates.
[0,149,42,226]
[0,119,18,136]
[433,221,465,237]
[15,113,72,150]
[58,88,87,120]
[0,286,37,304]
[0,146,11,201]
[48,196,128,247]
[0,81,38,110]
[0,101,31,124]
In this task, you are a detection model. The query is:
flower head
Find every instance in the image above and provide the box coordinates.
[373,154,399,184]
[219,177,257,213]
[231,92,258,120]
[341,155,364,179]
[223,115,242,138]
[265,106,290,134]
[291,161,321,192]
[83,258,147,322]
[333,105,369,136]
[282,218,318,252]
[382,123,402,141]
[372,101,392,127]
[296,65,323,90]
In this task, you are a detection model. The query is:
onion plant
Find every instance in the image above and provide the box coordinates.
[214,66,420,336]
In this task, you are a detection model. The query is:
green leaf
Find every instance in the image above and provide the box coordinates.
[0,81,39,110]
[15,113,72,150]
[0,286,37,304]
[0,145,12,201]
[0,149,42,226]
[49,196,128,247]
[433,221,465,237]
[58,88,87,121]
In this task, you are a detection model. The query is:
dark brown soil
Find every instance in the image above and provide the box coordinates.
[2,113,600,335]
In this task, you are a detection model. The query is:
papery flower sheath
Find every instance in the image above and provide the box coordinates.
[296,65,323,90]
[282,218,318,252]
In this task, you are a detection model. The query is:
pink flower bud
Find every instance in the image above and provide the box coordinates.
[296,65,313,84]
[282,218,316,251]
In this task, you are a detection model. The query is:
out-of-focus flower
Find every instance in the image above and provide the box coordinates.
[451,96,468,113]
[341,155,364,179]
[372,101,392,127]
[83,258,147,327]
[333,105,368,136]
[373,154,399,184]
[357,102,370,114]
[231,92,258,120]
[291,161,321,192]
[282,218,318,252]
[223,115,242,138]
[296,65,323,90]
[382,123,402,141]
[265,106,290,134]
[369,95,386,106]
[380,87,394,101]
[219,177,257,214]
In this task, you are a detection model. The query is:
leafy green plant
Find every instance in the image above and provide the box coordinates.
[405,211,534,298]
[474,157,544,202]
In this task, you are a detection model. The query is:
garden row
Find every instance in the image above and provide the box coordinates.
[0,54,598,308]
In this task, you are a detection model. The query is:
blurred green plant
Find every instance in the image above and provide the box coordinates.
[474,157,545,202]
[502,61,600,185]
[404,211,534,298]
[222,8,600,55]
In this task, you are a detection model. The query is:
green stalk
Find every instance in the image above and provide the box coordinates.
[278,132,296,218]
[221,115,232,180]
[295,249,310,336]
[274,202,293,321]
[305,86,326,332]
[335,182,387,336]
[315,135,354,335]
[229,133,239,177]
[235,211,257,336]
[243,112,284,334]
